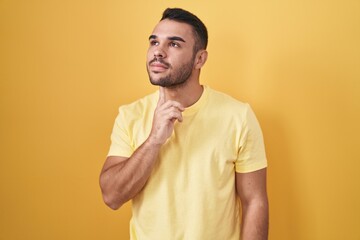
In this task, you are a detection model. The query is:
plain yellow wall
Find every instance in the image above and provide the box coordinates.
[1,0,359,239]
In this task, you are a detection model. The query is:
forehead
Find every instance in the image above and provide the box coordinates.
[151,19,195,43]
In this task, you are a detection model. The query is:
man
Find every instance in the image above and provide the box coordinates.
[100,8,268,240]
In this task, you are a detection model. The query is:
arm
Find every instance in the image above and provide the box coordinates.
[99,87,184,210]
[236,168,269,240]
[99,141,160,210]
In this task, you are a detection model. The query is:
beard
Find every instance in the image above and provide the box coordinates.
[147,57,195,88]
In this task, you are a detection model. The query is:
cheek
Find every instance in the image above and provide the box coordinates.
[146,52,151,62]
[147,48,154,60]
[175,54,193,66]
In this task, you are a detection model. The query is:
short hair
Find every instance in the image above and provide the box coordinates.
[161,8,208,53]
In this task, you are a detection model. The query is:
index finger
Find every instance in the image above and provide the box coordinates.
[157,87,166,107]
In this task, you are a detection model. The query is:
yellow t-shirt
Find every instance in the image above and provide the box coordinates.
[108,86,267,240]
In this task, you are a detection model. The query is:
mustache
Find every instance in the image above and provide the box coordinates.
[149,57,171,68]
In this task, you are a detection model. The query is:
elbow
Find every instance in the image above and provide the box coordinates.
[241,196,269,214]
[102,193,123,210]
[99,175,124,210]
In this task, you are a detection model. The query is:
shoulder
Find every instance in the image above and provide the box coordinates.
[205,86,250,115]
[118,91,158,116]
[119,92,158,112]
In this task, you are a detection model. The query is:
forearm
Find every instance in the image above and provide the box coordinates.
[240,199,269,240]
[100,89,184,210]
[100,137,161,210]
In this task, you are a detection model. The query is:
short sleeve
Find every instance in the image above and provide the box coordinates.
[107,107,134,157]
[235,104,268,173]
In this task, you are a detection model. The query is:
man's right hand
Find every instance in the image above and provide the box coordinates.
[148,87,185,146]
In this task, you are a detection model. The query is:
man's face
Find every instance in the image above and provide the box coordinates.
[146,19,197,88]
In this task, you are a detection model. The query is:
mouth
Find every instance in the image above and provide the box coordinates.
[149,59,170,72]
[150,64,168,72]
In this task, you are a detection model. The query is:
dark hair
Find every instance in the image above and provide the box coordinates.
[161,8,208,53]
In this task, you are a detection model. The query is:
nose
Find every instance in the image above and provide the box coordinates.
[153,46,167,59]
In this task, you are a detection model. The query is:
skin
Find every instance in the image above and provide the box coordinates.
[237,169,269,240]
[99,19,268,239]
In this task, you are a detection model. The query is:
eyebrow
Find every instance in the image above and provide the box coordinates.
[149,35,186,43]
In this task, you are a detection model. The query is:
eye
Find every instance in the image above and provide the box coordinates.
[170,42,180,48]
[150,40,159,46]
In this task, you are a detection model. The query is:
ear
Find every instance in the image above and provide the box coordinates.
[194,50,208,70]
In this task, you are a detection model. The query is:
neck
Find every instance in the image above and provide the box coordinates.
[162,79,204,108]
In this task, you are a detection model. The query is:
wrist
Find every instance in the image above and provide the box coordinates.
[145,135,164,148]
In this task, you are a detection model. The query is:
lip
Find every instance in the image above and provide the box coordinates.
[149,62,169,72]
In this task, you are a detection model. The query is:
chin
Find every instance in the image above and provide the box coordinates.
[149,77,162,86]
[149,74,167,85]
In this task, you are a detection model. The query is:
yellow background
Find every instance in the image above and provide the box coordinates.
[1,0,359,239]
